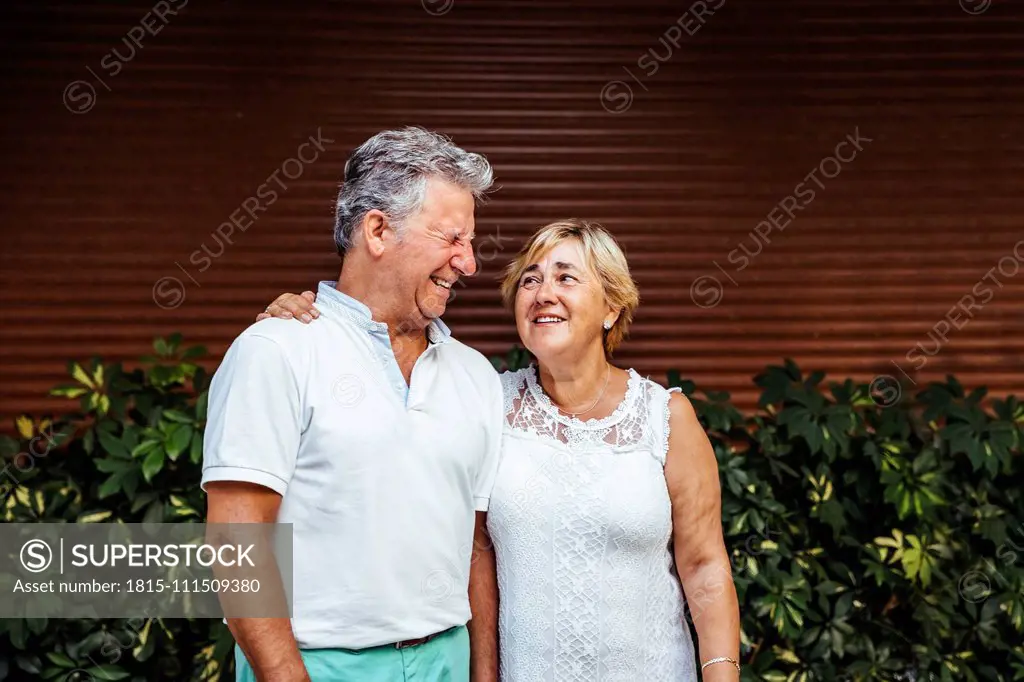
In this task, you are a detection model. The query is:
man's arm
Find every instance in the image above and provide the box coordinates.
[467,511,499,682]
[201,331,308,681]
[207,481,309,682]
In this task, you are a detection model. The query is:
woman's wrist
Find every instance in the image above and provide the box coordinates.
[700,655,740,678]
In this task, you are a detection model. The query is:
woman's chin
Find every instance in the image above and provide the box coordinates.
[523,337,569,365]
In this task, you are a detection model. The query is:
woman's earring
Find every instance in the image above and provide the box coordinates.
[603,321,612,330]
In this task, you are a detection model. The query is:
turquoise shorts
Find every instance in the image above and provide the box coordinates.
[234,626,469,682]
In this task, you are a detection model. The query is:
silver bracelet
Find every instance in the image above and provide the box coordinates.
[701,656,741,673]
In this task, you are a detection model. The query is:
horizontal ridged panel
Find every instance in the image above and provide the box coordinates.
[1,0,1023,422]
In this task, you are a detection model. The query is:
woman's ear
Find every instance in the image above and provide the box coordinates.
[604,307,622,329]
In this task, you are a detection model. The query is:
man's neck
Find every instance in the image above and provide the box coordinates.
[334,267,430,340]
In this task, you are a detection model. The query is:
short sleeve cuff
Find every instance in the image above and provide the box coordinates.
[473,495,490,512]
[201,465,289,496]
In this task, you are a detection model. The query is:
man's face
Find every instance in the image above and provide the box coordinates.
[386,177,477,323]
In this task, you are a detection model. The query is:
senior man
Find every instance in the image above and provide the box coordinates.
[202,127,504,682]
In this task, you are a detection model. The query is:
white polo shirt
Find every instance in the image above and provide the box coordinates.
[201,282,504,649]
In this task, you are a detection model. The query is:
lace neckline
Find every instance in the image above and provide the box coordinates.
[524,364,643,431]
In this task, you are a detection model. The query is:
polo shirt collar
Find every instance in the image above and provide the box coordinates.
[315,281,452,344]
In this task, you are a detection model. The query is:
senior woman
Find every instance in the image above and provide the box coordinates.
[256,219,740,681]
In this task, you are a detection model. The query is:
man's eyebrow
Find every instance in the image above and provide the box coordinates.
[439,225,474,240]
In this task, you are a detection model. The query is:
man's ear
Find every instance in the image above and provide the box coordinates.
[360,210,390,257]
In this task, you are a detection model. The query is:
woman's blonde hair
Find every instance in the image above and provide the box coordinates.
[500,219,640,355]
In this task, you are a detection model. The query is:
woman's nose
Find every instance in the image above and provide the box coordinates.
[536,276,557,303]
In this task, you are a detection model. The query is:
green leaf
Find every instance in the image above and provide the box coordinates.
[94,458,128,474]
[162,409,193,424]
[97,473,124,499]
[190,431,203,464]
[97,431,131,460]
[143,499,165,525]
[14,653,42,673]
[131,440,161,458]
[83,665,131,681]
[165,424,193,461]
[26,618,47,635]
[78,510,113,523]
[122,470,140,499]
[196,391,209,421]
[131,491,160,514]
[835,592,854,619]
[133,618,156,661]
[49,385,89,399]
[181,345,208,359]
[69,362,96,389]
[142,449,165,482]
[44,653,75,668]
[0,434,19,457]
[8,619,26,649]
[817,499,846,535]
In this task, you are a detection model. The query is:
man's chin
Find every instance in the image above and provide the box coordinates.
[416,304,447,322]
[417,295,451,320]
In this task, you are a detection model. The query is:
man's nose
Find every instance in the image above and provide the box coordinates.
[452,240,477,277]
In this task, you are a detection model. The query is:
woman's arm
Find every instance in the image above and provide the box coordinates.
[468,511,500,682]
[256,290,320,323]
[663,392,741,681]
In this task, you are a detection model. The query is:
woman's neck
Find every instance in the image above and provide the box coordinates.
[536,345,613,416]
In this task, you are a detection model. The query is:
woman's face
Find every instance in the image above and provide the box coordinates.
[514,238,616,362]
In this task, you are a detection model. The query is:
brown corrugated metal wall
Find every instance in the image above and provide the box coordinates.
[2,0,1023,422]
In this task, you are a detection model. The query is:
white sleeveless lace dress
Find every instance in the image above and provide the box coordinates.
[486,366,697,682]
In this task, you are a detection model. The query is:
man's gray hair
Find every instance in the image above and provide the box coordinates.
[334,126,494,253]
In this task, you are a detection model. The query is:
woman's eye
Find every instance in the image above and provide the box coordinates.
[559,274,577,283]
[520,276,539,287]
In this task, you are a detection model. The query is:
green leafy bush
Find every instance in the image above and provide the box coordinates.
[673,361,1024,682]
[1,340,1022,681]
[0,335,232,681]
